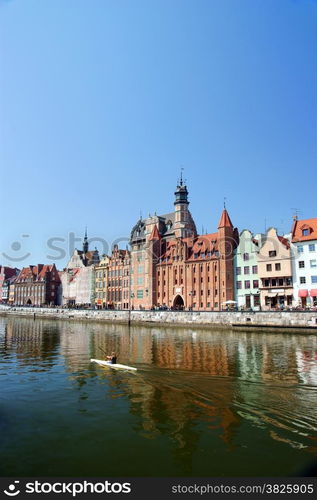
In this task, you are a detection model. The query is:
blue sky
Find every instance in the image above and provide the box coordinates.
[1,0,316,268]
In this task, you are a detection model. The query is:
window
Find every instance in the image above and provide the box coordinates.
[243,253,249,261]
[137,277,143,285]
[278,278,284,286]
[266,264,272,272]
[137,265,144,274]
[302,229,310,236]
[236,267,241,275]
[236,281,242,289]
[300,277,306,284]
[137,290,144,298]
[269,250,276,257]
[244,266,250,275]
[312,276,317,284]
[309,244,315,252]
[252,265,258,274]
[275,263,281,271]
[310,260,317,268]
[298,245,304,253]
[245,280,250,289]
[298,261,305,269]
[254,294,260,306]
[253,280,259,288]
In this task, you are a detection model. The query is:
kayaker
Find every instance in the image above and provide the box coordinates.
[106,352,117,364]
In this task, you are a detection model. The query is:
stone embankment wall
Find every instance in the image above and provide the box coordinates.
[0,305,317,332]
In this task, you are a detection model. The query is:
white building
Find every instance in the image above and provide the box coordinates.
[233,229,266,310]
[291,217,317,308]
[60,230,99,306]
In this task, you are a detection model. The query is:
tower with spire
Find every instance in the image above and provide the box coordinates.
[217,207,238,304]
[173,172,196,238]
[83,227,89,254]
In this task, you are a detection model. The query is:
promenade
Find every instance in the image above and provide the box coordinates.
[1,304,316,332]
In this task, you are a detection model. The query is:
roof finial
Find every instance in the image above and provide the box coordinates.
[180,166,184,186]
[224,197,227,209]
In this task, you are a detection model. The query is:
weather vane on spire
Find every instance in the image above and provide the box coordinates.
[224,197,227,209]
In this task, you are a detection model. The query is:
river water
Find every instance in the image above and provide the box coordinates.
[0,316,317,477]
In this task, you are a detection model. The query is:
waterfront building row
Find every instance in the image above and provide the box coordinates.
[234,218,317,310]
[1,180,316,311]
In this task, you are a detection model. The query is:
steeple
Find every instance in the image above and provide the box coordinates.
[174,171,189,206]
[83,227,89,253]
[218,209,233,229]
[173,174,197,238]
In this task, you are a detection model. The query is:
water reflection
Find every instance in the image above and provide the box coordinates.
[1,316,317,476]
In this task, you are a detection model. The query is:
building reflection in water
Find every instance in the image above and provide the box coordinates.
[1,316,317,470]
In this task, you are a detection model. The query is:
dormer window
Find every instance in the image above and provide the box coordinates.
[302,229,309,236]
[243,253,249,261]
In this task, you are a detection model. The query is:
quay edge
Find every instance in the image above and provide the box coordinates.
[0,305,317,333]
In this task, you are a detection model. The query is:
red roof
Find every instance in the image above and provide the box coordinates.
[149,224,161,241]
[278,236,290,249]
[292,218,317,243]
[218,209,233,229]
[16,264,60,283]
[159,233,219,263]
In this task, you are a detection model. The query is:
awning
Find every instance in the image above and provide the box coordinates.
[298,289,308,297]
[310,289,317,297]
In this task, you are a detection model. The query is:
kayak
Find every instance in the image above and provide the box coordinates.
[90,359,137,371]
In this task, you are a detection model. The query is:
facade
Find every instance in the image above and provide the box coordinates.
[95,256,110,309]
[107,246,130,310]
[234,230,265,310]
[60,230,100,306]
[0,267,20,302]
[14,264,61,306]
[291,217,317,308]
[257,228,293,310]
[130,179,238,311]
[9,280,16,304]
[2,275,19,303]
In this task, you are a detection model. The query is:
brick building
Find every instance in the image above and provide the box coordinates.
[130,179,238,311]
[106,245,130,310]
[14,264,61,306]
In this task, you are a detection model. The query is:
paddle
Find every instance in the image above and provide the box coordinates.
[98,345,108,359]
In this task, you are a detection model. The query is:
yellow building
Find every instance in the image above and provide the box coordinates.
[95,256,109,309]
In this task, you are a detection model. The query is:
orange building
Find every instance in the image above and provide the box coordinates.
[130,179,238,311]
[107,245,130,310]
